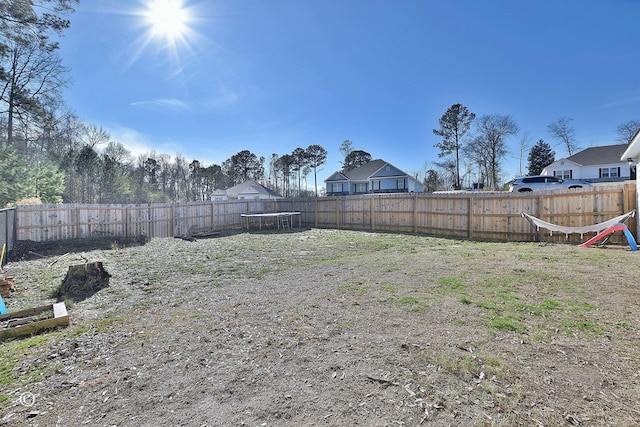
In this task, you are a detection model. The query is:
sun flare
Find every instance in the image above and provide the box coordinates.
[127,0,204,69]
[144,0,190,41]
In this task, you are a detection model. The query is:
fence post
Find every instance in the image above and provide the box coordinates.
[148,205,152,239]
[537,195,544,220]
[74,205,80,239]
[370,195,375,231]
[413,193,418,234]
[622,182,637,238]
[467,194,474,239]
[314,198,318,228]
[124,206,129,238]
[209,201,216,230]
[170,204,175,238]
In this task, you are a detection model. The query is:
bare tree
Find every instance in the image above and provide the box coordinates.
[616,120,640,144]
[470,114,519,190]
[518,132,529,177]
[155,153,172,197]
[423,165,444,192]
[0,37,69,145]
[433,159,457,190]
[75,144,100,203]
[548,117,578,156]
[339,139,353,169]
[81,124,111,148]
[277,154,293,197]
[268,153,280,193]
[56,110,84,153]
[0,0,77,146]
[103,141,133,165]
[172,154,190,202]
[189,159,204,201]
[30,106,72,158]
[463,140,488,189]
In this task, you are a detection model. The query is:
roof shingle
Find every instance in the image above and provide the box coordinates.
[567,144,628,166]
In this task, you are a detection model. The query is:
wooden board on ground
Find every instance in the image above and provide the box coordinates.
[0,302,69,339]
[176,225,220,241]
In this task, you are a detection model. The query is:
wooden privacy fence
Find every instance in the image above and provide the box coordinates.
[313,183,636,243]
[14,182,636,244]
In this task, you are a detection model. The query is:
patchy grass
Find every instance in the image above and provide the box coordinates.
[562,319,607,337]
[487,312,525,333]
[435,276,466,294]
[0,335,56,406]
[337,280,369,296]
[3,229,640,426]
[395,295,429,312]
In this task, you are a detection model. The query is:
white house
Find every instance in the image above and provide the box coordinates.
[211,180,282,201]
[324,159,424,196]
[542,144,634,182]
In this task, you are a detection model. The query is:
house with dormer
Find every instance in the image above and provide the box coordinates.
[541,143,634,182]
[324,159,424,196]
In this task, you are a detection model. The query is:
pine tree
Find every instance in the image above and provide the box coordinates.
[433,104,475,190]
[527,140,555,176]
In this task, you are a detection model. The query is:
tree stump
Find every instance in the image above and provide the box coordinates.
[59,261,111,301]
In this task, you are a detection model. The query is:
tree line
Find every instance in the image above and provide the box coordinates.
[1,2,639,207]
[0,2,363,206]
[0,1,333,205]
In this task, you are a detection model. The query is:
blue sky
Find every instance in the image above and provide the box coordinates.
[57,0,640,184]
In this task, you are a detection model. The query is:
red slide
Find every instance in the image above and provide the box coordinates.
[578,224,638,250]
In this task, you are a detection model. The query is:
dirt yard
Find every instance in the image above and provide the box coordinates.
[1,228,640,426]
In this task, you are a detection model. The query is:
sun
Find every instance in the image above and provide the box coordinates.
[144,0,190,42]
[127,0,203,69]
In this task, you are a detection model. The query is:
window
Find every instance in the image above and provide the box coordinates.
[332,183,343,193]
[555,170,572,179]
[356,183,368,193]
[522,177,546,183]
[397,178,406,189]
[600,167,619,178]
[372,180,381,190]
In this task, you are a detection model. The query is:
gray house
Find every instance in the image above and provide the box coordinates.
[324,159,424,196]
